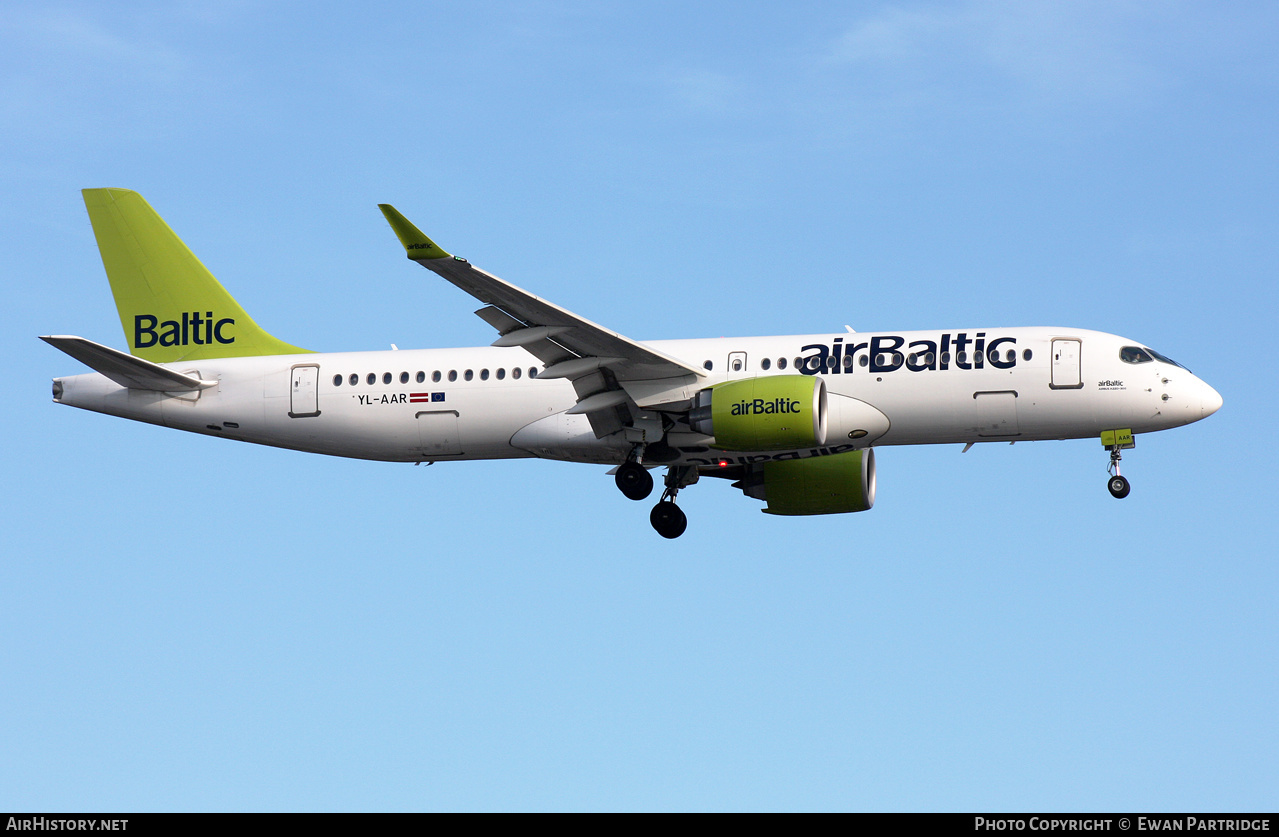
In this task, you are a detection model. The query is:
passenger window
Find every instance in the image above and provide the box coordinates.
[448,370,457,382]
[860,355,869,367]
[480,369,489,380]
[761,358,771,371]
[367,373,376,385]
[529,367,538,378]
[778,358,787,370]
[704,360,713,370]
[513,367,522,379]
[497,368,506,380]
[349,373,358,386]
[843,355,854,369]
[433,371,441,383]
[416,371,426,383]
[464,370,474,381]
[1022,349,1033,361]
[733,359,743,372]
[382,372,392,384]
[400,372,409,384]
[333,374,343,386]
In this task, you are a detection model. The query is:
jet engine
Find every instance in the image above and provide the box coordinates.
[688,376,827,450]
[756,449,876,516]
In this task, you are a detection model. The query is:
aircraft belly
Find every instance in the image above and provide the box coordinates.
[828,365,1122,444]
[836,374,973,445]
[511,412,630,463]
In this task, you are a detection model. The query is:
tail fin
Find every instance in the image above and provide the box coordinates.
[83,188,310,362]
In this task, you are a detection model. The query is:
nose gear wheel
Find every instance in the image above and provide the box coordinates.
[1106,444,1131,499]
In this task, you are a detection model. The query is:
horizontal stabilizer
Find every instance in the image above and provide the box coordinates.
[41,335,216,392]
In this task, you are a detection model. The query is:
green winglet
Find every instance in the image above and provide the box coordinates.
[378,204,451,260]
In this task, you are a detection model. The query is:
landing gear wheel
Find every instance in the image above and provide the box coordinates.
[616,461,654,501]
[650,501,687,539]
[1108,475,1131,499]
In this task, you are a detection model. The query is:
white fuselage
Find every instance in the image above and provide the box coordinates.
[52,327,1222,465]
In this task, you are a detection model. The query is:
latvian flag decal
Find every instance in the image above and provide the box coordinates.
[410,393,446,403]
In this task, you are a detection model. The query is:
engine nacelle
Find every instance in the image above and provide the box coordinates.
[689,376,828,451]
[760,449,876,516]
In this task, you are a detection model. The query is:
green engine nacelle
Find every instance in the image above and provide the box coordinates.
[762,449,876,516]
[689,375,828,451]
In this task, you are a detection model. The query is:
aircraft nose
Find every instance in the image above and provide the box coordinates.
[1200,381,1223,418]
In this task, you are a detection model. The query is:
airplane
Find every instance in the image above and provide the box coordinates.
[44,188,1223,538]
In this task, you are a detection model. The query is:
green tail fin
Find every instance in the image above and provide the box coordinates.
[83,188,310,362]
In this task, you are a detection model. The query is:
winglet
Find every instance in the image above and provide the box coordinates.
[378,204,451,260]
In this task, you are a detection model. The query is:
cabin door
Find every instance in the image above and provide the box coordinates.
[1050,339,1083,389]
[289,364,320,417]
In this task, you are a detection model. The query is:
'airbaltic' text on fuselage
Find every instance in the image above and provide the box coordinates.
[797,333,1018,375]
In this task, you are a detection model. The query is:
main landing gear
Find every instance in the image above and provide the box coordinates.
[1106,444,1131,499]
[615,453,698,538]
[649,466,698,539]
[615,461,654,501]
[650,497,687,539]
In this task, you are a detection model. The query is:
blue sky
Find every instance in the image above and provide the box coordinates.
[3,1,1277,811]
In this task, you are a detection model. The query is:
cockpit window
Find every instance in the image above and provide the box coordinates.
[1121,346,1154,364]
[1146,347,1189,371]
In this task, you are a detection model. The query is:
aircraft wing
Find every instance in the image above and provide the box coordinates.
[379,205,705,436]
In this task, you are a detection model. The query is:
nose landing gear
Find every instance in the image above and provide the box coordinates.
[1107,470,1131,499]
[1102,429,1135,499]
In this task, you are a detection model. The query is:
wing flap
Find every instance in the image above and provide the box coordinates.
[474,305,524,335]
